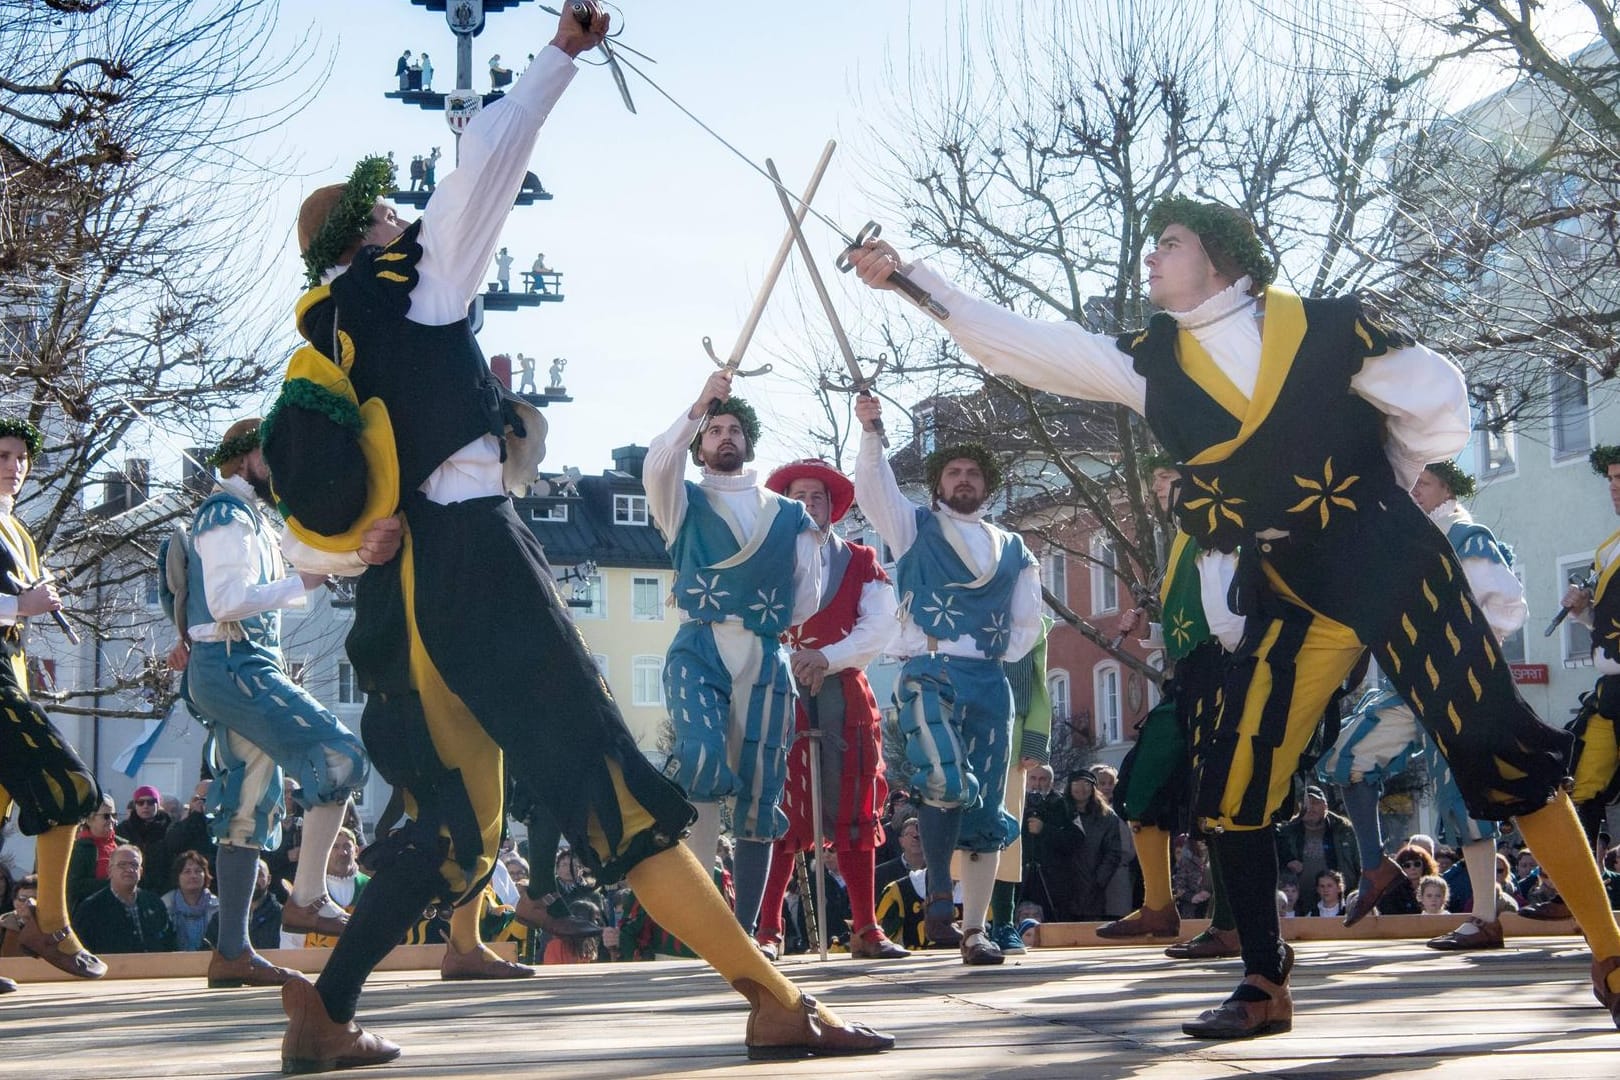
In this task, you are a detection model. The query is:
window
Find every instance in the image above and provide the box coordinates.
[1041,550,1068,604]
[571,572,605,618]
[1089,535,1118,615]
[287,660,306,686]
[337,661,363,704]
[1560,554,1595,667]
[613,494,648,525]
[530,503,569,522]
[631,575,664,621]
[328,579,357,608]
[143,572,161,608]
[1094,663,1122,744]
[915,405,935,454]
[1047,670,1070,725]
[632,655,665,706]
[1474,390,1517,481]
[1550,361,1592,460]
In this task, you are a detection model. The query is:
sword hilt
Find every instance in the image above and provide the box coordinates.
[569,1,603,28]
[836,221,950,319]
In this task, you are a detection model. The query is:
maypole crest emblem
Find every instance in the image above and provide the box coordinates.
[447,0,484,36]
[445,90,483,135]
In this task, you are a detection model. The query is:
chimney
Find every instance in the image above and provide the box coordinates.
[182,448,212,497]
[611,444,646,479]
[124,458,150,507]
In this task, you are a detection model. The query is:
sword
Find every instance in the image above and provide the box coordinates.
[1546,570,1598,637]
[557,1,638,113]
[765,157,889,448]
[802,685,830,961]
[597,48,950,320]
[1,560,79,646]
[697,141,835,420]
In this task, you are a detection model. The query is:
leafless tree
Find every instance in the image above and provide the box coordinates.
[777,1,1446,677]
[1,0,329,717]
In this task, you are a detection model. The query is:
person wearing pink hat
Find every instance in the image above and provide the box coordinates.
[755,459,907,961]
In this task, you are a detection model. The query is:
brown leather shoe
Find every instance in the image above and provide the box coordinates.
[512,894,602,937]
[208,948,298,988]
[1593,955,1620,1028]
[281,895,349,938]
[1165,927,1241,960]
[960,927,1004,966]
[440,945,537,980]
[734,978,895,1059]
[1426,917,1504,951]
[923,895,962,948]
[848,925,909,960]
[1096,902,1181,939]
[1343,856,1404,927]
[1520,898,1573,921]
[18,914,107,979]
[280,975,401,1074]
[1182,973,1293,1039]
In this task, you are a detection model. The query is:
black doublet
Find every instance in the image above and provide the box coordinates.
[267,224,692,894]
[1116,294,1569,824]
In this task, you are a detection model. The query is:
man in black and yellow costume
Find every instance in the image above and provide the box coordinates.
[1557,446,1620,860]
[262,6,890,1072]
[847,196,1620,1039]
[1099,457,1244,958]
[0,418,106,991]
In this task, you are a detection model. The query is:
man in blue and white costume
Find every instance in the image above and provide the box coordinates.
[853,394,1042,966]
[176,418,370,989]
[645,370,822,936]
[1320,459,1526,949]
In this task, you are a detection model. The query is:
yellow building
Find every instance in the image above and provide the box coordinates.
[517,446,676,752]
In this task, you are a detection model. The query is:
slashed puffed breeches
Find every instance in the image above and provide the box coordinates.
[0,683,100,836]
[1194,543,1569,832]
[894,654,1018,853]
[1570,675,1620,808]
[185,638,369,850]
[664,619,795,842]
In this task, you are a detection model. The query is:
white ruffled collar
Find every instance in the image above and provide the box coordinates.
[936,503,988,526]
[699,468,760,491]
[1166,275,1257,330]
[1427,498,1470,530]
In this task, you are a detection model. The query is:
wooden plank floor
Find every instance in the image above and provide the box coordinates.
[2,935,1617,1078]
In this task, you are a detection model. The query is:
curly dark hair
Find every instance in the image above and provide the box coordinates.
[1145,195,1275,288]
[1423,459,1476,500]
[1591,445,1620,476]
[688,396,761,465]
[925,442,1002,500]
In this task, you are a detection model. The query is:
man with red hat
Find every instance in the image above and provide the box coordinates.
[755,458,907,960]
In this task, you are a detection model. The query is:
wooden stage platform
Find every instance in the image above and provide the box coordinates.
[2,925,1618,1078]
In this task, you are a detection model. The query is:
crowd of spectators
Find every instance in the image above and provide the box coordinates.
[7,771,1620,973]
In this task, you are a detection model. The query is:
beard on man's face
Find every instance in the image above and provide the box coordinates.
[704,444,746,473]
[246,472,275,505]
[939,488,985,515]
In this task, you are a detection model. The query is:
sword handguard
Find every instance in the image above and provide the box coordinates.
[836,222,950,319]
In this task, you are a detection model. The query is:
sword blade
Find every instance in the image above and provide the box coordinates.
[767,159,889,447]
[728,142,835,368]
[803,687,830,961]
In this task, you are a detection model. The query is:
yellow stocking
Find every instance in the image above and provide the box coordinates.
[448,890,487,954]
[627,844,809,1013]
[1136,824,1174,911]
[1516,790,1620,992]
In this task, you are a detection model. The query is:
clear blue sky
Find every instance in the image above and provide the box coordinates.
[249,0,956,478]
[232,0,1595,480]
